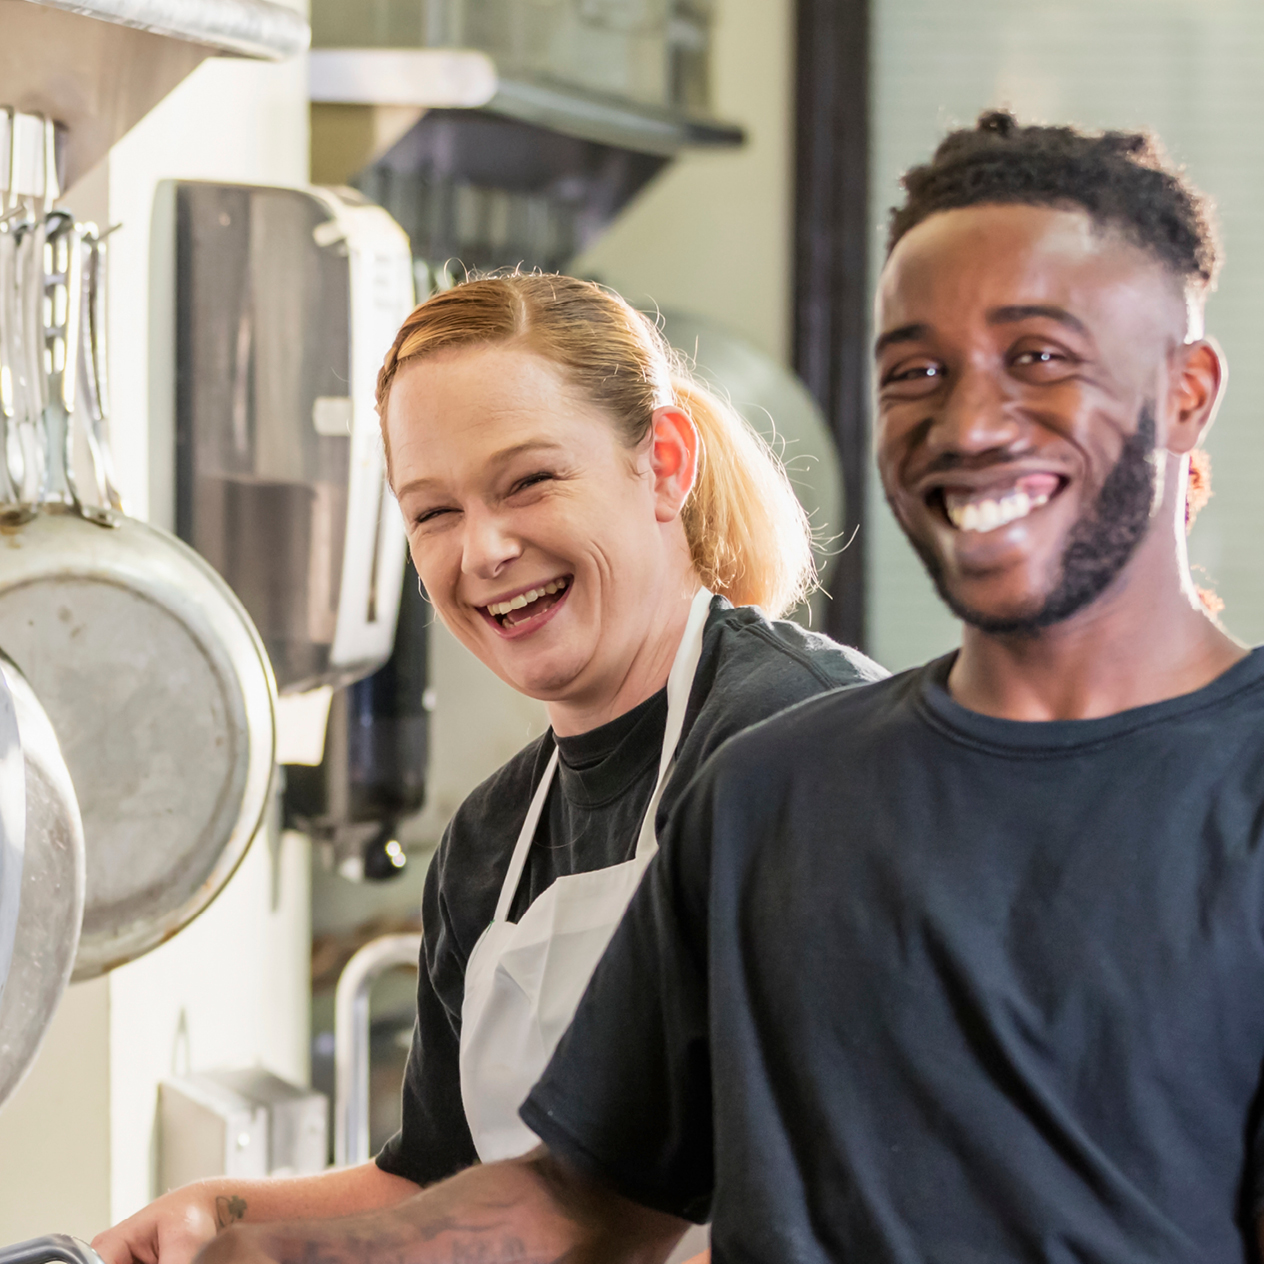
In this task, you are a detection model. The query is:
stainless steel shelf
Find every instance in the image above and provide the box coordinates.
[1,0,309,189]
[19,0,309,60]
[486,74,743,158]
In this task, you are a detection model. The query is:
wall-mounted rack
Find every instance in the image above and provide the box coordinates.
[0,0,311,190]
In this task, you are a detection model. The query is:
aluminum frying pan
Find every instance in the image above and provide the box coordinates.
[0,651,84,1110]
[0,213,276,979]
[0,652,23,1015]
[0,1237,104,1264]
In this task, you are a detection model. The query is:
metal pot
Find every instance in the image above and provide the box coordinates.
[0,653,24,1018]
[0,651,85,1111]
[0,211,275,978]
[0,1237,104,1264]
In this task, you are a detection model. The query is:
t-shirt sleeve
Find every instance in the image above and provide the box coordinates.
[376,841,479,1186]
[519,767,716,1223]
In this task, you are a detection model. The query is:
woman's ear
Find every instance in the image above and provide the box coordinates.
[649,406,700,522]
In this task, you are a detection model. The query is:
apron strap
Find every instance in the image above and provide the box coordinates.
[492,745,560,924]
[491,587,714,921]
[634,586,713,859]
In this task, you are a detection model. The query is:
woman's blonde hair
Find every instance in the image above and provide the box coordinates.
[377,272,815,618]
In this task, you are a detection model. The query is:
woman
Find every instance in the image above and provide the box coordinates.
[93,274,883,1264]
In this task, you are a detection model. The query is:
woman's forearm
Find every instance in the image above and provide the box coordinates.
[198,1149,686,1264]
[198,1161,420,1225]
[92,1162,420,1264]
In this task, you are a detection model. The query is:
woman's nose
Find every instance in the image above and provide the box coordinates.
[460,508,523,578]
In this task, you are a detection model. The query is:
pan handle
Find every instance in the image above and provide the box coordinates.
[38,211,82,511]
[36,214,112,528]
[78,224,124,514]
[0,1237,106,1264]
[0,222,22,510]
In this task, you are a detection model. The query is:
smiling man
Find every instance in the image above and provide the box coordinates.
[200,114,1264,1264]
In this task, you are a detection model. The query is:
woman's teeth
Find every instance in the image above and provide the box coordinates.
[946,489,1050,534]
[487,577,568,618]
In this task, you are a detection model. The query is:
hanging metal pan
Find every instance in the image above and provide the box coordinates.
[0,650,23,1018]
[0,210,276,980]
[0,651,85,1110]
[0,1237,104,1264]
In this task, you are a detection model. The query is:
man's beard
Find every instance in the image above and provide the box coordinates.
[904,405,1158,636]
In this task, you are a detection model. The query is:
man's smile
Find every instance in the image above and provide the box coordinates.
[918,468,1069,535]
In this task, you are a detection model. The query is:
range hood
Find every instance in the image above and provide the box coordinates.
[308,2,743,274]
[0,0,310,189]
[309,48,742,162]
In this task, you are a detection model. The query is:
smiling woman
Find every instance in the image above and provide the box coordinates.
[90,274,885,1264]
[367,274,882,1193]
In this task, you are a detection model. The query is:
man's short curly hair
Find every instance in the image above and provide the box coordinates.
[888,110,1221,295]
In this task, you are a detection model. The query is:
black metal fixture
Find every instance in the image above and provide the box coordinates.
[794,0,871,652]
[354,107,677,275]
[285,560,431,881]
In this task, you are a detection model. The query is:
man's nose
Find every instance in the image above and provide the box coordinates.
[927,364,1023,459]
[460,507,523,578]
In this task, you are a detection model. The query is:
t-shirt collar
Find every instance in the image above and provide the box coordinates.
[917,645,1264,754]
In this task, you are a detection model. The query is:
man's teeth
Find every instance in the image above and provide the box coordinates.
[947,490,1050,533]
[487,577,568,618]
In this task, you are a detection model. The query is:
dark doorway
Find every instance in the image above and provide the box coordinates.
[794,0,871,650]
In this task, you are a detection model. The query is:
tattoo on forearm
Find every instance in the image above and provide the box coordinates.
[264,1224,569,1264]
[216,1195,248,1231]
[447,1239,548,1263]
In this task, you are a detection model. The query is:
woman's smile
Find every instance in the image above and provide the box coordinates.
[477,575,573,638]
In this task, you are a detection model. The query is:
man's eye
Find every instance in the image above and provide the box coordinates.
[883,362,944,386]
[1013,349,1065,367]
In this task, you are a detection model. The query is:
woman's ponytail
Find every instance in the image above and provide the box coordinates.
[672,375,816,617]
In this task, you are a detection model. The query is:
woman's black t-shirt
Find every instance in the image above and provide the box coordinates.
[375,598,885,1186]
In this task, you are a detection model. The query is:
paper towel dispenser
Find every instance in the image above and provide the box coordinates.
[172,181,415,693]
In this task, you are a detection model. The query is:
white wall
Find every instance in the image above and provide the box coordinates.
[0,979,111,1239]
[574,0,794,367]
[870,0,1264,670]
[0,18,313,1235]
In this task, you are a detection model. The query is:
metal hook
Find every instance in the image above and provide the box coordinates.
[0,107,16,217]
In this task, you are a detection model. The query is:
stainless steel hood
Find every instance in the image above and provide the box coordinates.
[0,0,310,189]
[483,73,742,156]
[308,3,742,273]
[309,50,742,160]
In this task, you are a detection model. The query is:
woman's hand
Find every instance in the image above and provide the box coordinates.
[91,1183,225,1264]
[91,1165,418,1264]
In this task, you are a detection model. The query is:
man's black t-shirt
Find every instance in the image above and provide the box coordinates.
[375,598,884,1187]
[524,648,1264,1262]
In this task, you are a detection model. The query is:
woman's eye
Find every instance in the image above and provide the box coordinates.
[512,472,554,494]
[414,507,453,527]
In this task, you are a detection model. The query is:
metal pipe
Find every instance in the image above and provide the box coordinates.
[0,1237,105,1264]
[333,931,421,1167]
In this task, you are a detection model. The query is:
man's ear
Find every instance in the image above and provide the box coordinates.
[649,406,700,523]
[1165,337,1226,455]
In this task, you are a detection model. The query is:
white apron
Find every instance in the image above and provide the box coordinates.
[459,585,714,1163]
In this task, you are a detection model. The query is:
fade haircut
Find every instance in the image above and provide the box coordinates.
[887,110,1221,303]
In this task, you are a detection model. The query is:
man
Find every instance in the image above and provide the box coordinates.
[202,112,1259,1262]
